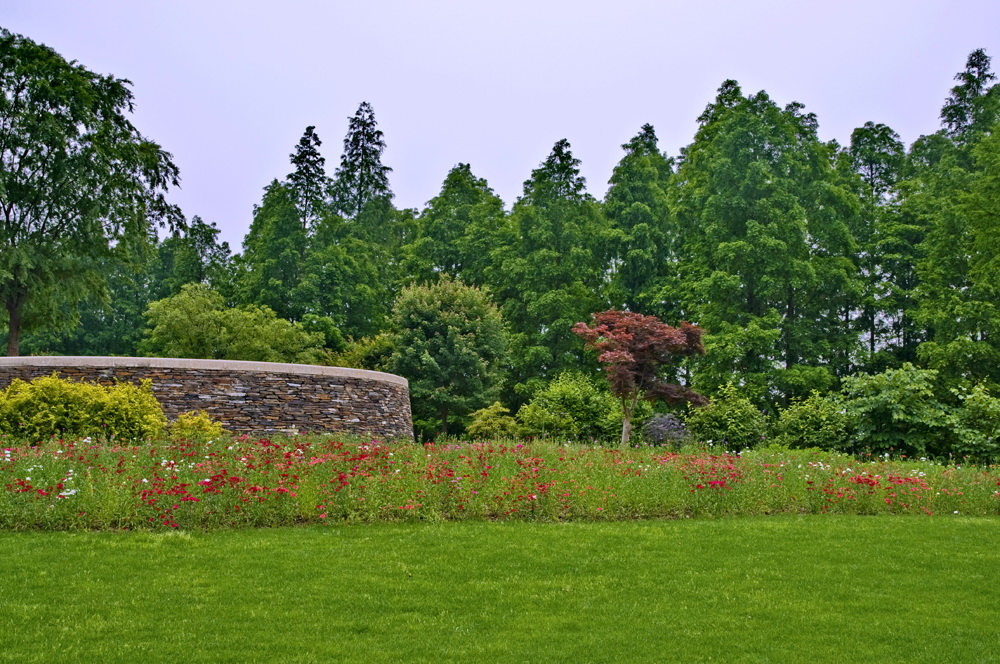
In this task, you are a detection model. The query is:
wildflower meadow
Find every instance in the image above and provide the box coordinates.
[3,435,998,530]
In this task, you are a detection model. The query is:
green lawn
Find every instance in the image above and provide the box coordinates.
[2,517,998,663]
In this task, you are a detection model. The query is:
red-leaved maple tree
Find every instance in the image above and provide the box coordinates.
[572,310,707,446]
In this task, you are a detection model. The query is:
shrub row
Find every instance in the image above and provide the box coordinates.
[468,365,1000,462]
[0,374,223,443]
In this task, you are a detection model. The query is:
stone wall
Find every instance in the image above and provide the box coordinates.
[0,357,413,439]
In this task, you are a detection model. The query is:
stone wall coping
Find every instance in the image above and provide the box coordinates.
[0,356,408,388]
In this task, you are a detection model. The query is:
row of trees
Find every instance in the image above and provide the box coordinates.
[4,28,1000,440]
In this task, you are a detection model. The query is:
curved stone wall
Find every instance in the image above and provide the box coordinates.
[0,357,413,439]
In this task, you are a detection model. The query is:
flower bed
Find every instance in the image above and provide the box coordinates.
[2,437,998,530]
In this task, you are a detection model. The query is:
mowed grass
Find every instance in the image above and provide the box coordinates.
[2,517,999,663]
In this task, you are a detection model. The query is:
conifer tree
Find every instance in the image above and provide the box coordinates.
[604,124,675,315]
[487,139,614,399]
[287,126,330,231]
[402,163,505,285]
[673,82,861,404]
[330,101,393,220]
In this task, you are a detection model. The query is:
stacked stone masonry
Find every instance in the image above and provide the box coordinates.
[0,357,413,439]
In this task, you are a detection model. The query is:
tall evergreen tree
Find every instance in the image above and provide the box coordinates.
[487,139,614,399]
[287,126,330,231]
[604,124,675,315]
[402,163,505,285]
[910,49,1000,390]
[941,48,1000,144]
[673,82,861,404]
[845,122,907,368]
[236,181,308,321]
[330,101,393,220]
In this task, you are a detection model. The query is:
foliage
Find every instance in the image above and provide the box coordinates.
[515,373,623,442]
[0,29,182,356]
[332,333,395,372]
[401,163,506,285]
[685,383,767,450]
[840,364,949,457]
[946,384,1000,462]
[330,101,393,220]
[771,392,854,451]
[486,139,615,401]
[640,413,690,448]
[465,401,519,440]
[168,410,227,442]
[390,278,506,438]
[940,48,1000,143]
[572,310,706,445]
[604,124,676,315]
[153,216,233,301]
[0,374,165,442]
[141,283,328,364]
[236,181,309,321]
[286,125,330,231]
[672,80,861,404]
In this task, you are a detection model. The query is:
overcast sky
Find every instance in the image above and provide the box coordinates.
[7,1,1000,248]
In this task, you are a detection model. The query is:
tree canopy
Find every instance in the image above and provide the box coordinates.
[0,28,182,356]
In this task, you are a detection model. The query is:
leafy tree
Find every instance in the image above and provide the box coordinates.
[330,101,392,221]
[604,124,676,315]
[18,261,153,357]
[287,125,330,231]
[153,216,233,300]
[908,51,1000,391]
[941,48,1000,144]
[914,128,1000,390]
[236,181,308,321]
[672,82,861,404]
[572,310,706,445]
[402,163,505,285]
[0,28,182,355]
[141,283,327,364]
[487,139,615,399]
[845,122,906,367]
[389,278,506,438]
[295,215,393,341]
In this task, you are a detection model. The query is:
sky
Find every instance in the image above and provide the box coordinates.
[6,1,1000,249]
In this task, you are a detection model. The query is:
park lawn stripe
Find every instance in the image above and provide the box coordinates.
[1,517,998,663]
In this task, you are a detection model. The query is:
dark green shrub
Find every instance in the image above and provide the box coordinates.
[0,373,166,442]
[685,383,767,450]
[772,392,854,451]
[947,384,1000,462]
[840,363,949,457]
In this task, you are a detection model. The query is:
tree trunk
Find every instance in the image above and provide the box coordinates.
[620,393,640,447]
[439,408,449,437]
[620,413,633,447]
[5,295,23,356]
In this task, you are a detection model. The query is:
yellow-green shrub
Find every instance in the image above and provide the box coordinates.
[466,402,518,439]
[0,373,166,443]
[169,410,226,441]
